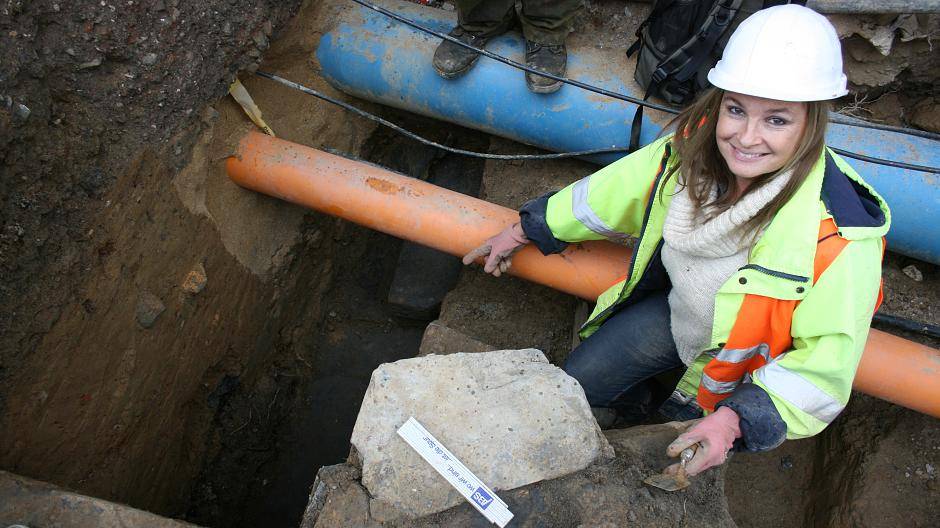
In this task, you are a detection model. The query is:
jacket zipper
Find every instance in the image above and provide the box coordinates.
[581,145,672,331]
[737,264,809,283]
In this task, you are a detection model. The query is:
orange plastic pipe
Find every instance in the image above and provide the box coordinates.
[857,331,940,417]
[226,131,629,301]
[227,131,940,418]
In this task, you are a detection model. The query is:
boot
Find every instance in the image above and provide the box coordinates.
[524,40,566,94]
[433,27,490,79]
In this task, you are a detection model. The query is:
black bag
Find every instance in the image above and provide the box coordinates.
[626,0,803,151]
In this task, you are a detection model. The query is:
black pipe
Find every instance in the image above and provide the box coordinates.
[874,313,940,340]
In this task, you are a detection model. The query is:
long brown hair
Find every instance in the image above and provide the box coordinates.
[661,88,829,237]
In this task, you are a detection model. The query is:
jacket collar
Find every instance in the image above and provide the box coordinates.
[823,149,891,241]
[747,147,890,281]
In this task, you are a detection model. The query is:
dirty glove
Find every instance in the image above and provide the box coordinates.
[461,223,529,277]
[665,406,741,476]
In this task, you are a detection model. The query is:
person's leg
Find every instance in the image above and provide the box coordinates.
[516,0,582,93]
[516,0,581,45]
[433,0,516,79]
[563,291,684,422]
[457,0,516,36]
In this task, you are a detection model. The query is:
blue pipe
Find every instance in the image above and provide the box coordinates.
[317,0,940,264]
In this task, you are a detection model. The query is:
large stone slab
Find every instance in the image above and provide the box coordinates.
[350,349,612,519]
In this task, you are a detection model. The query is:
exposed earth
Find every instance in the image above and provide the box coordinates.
[1,1,938,527]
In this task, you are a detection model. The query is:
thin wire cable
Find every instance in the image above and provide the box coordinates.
[258,71,940,173]
[350,0,940,143]
[348,0,679,114]
[256,71,630,159]
[254,72,940,340]
[347,0,940,172]
[829,146,939,174]
[829,114,940,141]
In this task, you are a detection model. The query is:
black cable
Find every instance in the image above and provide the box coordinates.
[256,71,630,159]
[347,0,940,172]
[348,0,681,115]
[257,71,940,173]
[829,115,940,142]
[874,313,940,340]
[829,147,940,174]
[349,0,940,144]
[254,75,940,342]
[258,71,940,173]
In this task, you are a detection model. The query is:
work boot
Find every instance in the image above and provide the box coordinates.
[433,27,490,79]
[524,40,566,94]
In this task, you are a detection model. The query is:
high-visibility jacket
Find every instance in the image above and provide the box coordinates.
[520,135,889,446]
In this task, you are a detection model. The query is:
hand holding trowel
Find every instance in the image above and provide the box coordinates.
[644,406,742,491]
[644,443,699,491]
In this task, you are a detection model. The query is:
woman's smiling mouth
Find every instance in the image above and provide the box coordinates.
[731,146,769,162]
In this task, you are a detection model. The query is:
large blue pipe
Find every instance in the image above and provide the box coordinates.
[317,0,940,264]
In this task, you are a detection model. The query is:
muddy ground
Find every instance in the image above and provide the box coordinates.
[2,1,939,527]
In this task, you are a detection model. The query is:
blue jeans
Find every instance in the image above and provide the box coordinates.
[563,291,703,422]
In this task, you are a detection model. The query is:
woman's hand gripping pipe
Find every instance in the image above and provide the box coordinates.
[462,223,530,277]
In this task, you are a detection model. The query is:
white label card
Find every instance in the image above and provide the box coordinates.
[397,416,514,527]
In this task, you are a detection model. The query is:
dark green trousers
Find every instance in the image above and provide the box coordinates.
[456,0,582,45]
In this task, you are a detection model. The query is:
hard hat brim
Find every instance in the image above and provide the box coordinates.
[707,68,849,102]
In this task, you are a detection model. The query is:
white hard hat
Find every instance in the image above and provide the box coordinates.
[707,4,848,102]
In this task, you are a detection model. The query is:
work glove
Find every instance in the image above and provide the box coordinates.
[461,223,529,277]
[665,406,741,476]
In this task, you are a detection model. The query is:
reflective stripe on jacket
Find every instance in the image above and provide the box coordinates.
[538,136,890,441]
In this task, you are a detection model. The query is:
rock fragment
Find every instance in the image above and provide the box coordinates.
[77,57,102,70]
[182,264,207,294]
[136,291,166,328]
[902,264,923,282]
[252,31,268,50]
[13,103,30,122]
[418,320,496,356]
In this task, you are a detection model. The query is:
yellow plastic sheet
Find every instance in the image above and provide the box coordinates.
[229,78,276,137]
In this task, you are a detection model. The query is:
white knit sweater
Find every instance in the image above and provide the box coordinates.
[662,172,792,365]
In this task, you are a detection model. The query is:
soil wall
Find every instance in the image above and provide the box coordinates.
[0,0,316,515]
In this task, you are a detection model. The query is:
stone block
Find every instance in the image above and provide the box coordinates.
[350,349,612,519]
[418,320,497,356]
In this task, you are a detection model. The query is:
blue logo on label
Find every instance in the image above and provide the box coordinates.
[471,487,493,510]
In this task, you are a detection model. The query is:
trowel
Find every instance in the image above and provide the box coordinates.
[643,444,698,492]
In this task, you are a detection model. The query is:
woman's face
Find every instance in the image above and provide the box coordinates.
[715,92,808,187]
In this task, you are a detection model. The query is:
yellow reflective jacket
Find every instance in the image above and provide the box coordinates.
[523,136,889,445]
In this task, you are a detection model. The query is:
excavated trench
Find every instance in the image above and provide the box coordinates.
[182,112,491,527]
[2,1,939,527]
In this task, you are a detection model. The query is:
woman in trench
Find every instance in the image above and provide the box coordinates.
[462,4,889,476]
